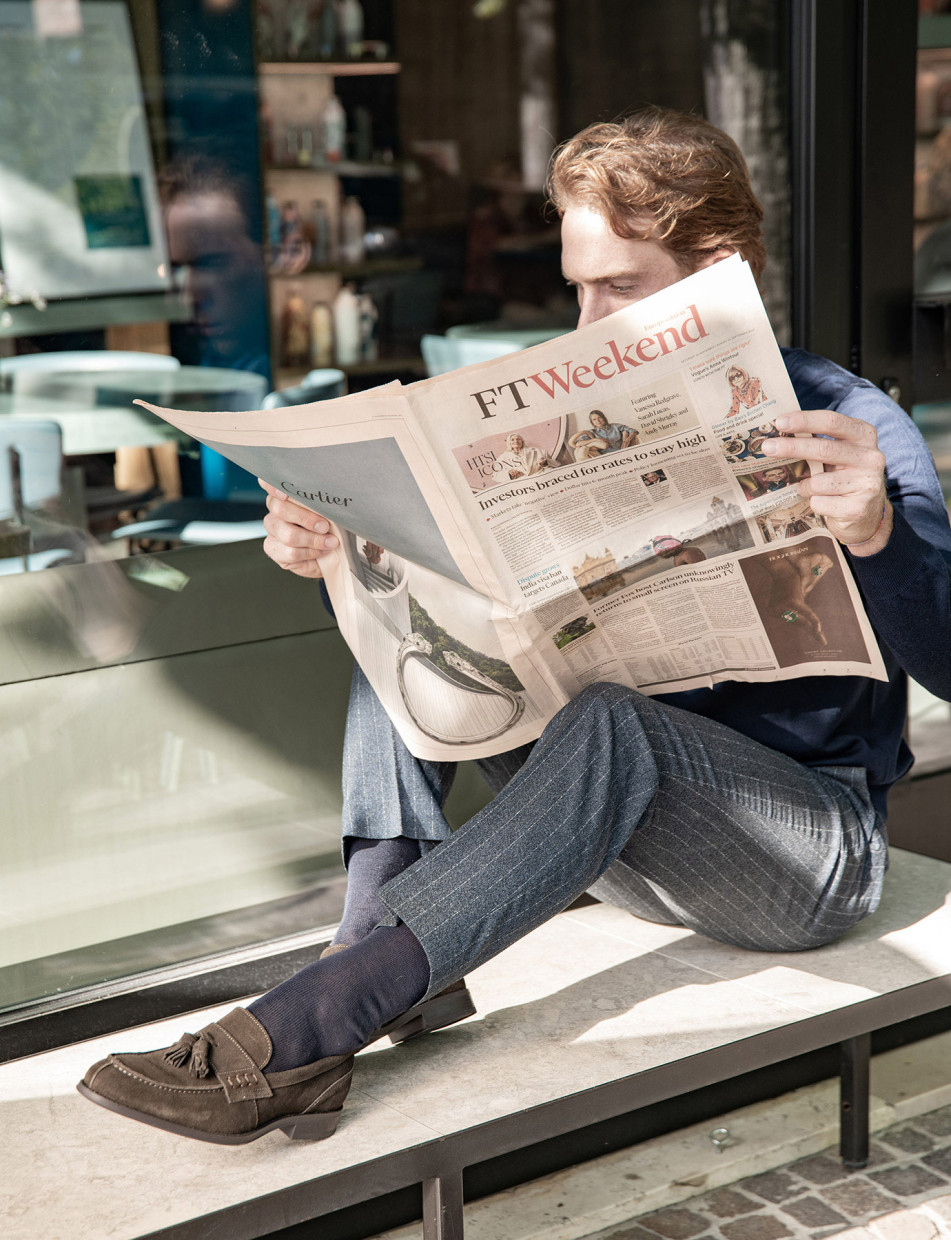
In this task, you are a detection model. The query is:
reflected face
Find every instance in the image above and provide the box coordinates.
[560,204,690,327]
[165,190,262,357]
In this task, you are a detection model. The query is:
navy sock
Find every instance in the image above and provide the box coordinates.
[249,922,431,1069]
[332,836,422,947]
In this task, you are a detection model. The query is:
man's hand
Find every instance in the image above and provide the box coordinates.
[260,479,339,578]
[761,410,892,556]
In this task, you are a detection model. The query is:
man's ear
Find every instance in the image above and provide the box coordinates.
[693,247,736,271]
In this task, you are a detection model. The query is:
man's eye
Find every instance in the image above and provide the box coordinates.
[610,284,635,295]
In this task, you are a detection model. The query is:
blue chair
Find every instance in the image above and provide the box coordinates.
[201,369,346,501]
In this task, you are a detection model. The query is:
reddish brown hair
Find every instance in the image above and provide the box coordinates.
[548,108,766,281]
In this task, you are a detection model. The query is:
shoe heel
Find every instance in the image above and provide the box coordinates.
[388,988,477,1045]
[280,1109,341,1141]
[388,1014,426,1044]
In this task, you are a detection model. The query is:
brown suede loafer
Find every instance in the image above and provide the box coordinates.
[377,978,476,1044]
[77,1007,353,1145]
[321,944,476,1044]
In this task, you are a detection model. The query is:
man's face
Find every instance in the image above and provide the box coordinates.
[165,190,260,357]
[561,204,688,327]
[763,467,787,485]
[561,204,730,327]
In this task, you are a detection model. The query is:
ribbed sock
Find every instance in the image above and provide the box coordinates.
[249,921,431,1069]
[332,836,422,947]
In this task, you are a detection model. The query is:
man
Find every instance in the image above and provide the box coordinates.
[79,109,951,1146]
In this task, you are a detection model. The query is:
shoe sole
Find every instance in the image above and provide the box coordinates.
[378,984,477,1045]
[76,1081,342,1144]
[322,946,477,1046]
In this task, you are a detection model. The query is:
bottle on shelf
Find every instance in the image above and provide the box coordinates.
[296,126,315,166]
[358,292,378,361]
[255,0,281,60]
[309,199,332,265]
[332,282,361,366]
[317,0,337,59]
[340,195,366,265]
[260,101,276,165]
[284,0,312,58]
[322,93,346,163]
[353,105,373,163]
[310,300,335,368]
[265,193,282,269]
[336,0,364,58]
[278,200,311,274]
[281,285,311,369]
[283,123,300,167]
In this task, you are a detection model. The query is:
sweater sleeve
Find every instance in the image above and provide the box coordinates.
[825,374,951,700]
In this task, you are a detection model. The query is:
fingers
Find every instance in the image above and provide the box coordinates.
[797,473,885,529]
[258,480,338,578]
[761,411,885,480]
[759,412,888,547]
[771,410,878,444]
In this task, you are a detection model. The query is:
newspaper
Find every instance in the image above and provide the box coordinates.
[138,256,887,762]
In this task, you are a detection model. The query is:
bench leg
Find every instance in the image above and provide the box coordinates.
[840,1033,870,1168]
[423,1170,464,1240]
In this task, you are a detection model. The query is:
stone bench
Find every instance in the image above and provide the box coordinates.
[4,847,951,1240]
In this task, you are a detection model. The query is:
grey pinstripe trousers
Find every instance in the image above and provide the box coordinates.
[342,668,887,1001]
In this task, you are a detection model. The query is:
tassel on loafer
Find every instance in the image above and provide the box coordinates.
[321,943,476,1044]
[77,1007,353,1145]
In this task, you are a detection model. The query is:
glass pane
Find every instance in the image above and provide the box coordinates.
[0,0,791,1029]
[911,1,951,775]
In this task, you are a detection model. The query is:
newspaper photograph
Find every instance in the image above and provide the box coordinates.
[137,255,887,761]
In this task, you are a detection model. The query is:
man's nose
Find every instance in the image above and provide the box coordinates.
[576,292,606,329]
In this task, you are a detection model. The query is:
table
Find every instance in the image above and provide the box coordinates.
[0,366,268,456]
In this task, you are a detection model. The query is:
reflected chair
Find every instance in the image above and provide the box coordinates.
[420,334,523,377]
[0,350,180,375]
[115,370,348,549]
[261,368,346,409]
[444,323,569,347]
[0,419,82,574]
[0,350,182,529]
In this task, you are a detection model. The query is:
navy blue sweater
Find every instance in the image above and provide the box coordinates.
[657,348,951,820]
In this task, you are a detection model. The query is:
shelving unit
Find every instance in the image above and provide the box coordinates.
[256,19,415,386]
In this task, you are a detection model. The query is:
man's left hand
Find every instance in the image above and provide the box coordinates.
[761,410,892,556]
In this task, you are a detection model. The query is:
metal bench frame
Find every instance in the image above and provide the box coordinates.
[148,975,951,1240]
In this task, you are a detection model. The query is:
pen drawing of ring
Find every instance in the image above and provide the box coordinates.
[396,634,525,744]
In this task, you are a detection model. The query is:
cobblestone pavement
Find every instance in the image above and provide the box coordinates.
[588,1106,951,1240]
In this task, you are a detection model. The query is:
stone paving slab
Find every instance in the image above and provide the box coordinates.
[371,1030,951,1240]
[585,1108,951,1240]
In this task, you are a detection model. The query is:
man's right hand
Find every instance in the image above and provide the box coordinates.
[260,479,338,579]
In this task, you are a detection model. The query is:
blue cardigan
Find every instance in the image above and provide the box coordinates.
[658,347,951,819]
